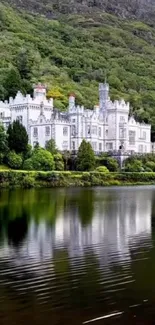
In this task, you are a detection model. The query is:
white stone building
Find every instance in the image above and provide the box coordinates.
[0,82,151,154]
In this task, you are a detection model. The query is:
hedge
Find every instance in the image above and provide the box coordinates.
[0,171,154,188]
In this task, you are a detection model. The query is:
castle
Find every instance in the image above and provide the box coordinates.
[0,82,151,154]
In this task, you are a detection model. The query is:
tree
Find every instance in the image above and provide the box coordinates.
[125,159,143,172]
[106,157,119,172]
[45,139,58,155]
[7,151,23,169]
[23,148,55,171]
[7,120,28,154]
[4,68,22,99]
[16,48,33,80]
[0,123,8,153]
[54,153,64,171]
[76,140,95,171]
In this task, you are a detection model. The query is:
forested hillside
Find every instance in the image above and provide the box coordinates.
[1,1,155,138]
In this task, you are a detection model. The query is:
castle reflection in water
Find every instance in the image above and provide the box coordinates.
[0,187,152,268]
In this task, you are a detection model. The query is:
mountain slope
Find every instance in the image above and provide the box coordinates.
[2,0,155,21]
[1,2,155,138]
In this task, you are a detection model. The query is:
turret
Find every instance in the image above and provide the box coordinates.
[99,82,109,112]
[68,93,75,111]
[33,83,47,100]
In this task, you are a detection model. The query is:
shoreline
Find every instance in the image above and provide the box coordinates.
[0,170,155,188]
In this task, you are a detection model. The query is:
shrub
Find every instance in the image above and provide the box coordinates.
[23,158,34,170]
[54,153,64,171]
[22,175,35,188]
[7,151,23,169]
[96,166,109,173]
[23,148,55,171]
[145,161,155,172]
[125,160,143,172]
[106,157,119,172]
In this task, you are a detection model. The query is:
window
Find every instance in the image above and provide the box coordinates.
[17,115,22,123]
[72,141,75,150]
[72,119,76,123]
[87,125,90,135]
[99,143,102,151]
[92,126,97,135]
[0,112,4,118]
[106,143,113,150]
[120,116,125,122]
[129,131,136,145]
[143,131,146,140]
[33,127,38,137]
[92,142,97,151]
[63,127,68,136]
[119,128,126,139]
[139,144,143,153]
[62,141,68,150]
[106,130,108,136]
[71,125,76,136]
[45,126,50,136]
[99,127,101,137]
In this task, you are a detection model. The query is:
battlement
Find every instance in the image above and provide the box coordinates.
[9,91,53,108]
[0,100,9,108]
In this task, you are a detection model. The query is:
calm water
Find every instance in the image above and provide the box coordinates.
[0,187,155,325]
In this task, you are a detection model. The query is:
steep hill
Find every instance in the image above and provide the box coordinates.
[1,1,155,138]
[2,0,155,21]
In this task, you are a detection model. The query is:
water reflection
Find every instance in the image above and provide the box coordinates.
[0,187,154,325]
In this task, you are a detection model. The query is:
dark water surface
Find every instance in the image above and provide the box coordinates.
[0,187,155,325]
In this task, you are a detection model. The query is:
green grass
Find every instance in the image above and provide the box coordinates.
[0,165,10,170]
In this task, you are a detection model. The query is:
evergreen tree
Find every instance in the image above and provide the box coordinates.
[0,123,8,153]
[76,139,95,171]
[7,120,28,154]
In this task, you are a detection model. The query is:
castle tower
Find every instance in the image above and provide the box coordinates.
[33,83,47,100]
[68,93,75,111]
[99,82,109,112]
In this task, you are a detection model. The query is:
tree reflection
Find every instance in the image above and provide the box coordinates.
[7,210,28,247]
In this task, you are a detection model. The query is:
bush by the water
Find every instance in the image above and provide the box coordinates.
[23,147,55,171]
[7,151,23,169]
[0,170,154,188]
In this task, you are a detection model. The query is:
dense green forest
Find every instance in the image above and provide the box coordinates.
[1,2,155,139]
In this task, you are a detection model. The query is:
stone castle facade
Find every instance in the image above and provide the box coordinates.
[0,82,151,154]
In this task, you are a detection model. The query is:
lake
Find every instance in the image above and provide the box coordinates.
[0,186,155,325]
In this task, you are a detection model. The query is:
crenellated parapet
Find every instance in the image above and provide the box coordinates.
[9,91,53,108]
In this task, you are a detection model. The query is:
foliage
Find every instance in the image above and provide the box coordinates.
[22,174,35,188]
[23,147,55,171]
[0,170,155,188]
[96,166,109,173]
[53,153,64,171]
[124,154,155,172]
[1,3,155,137]
[97,155,119,171]
[146,161,155,172]
[7,120,28,154]
[45,139,58,155]
[7,151,23,169]
[125,159,143,172]
[105,157,119,172]
[0,123,8,154]
[76,140,95,171]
